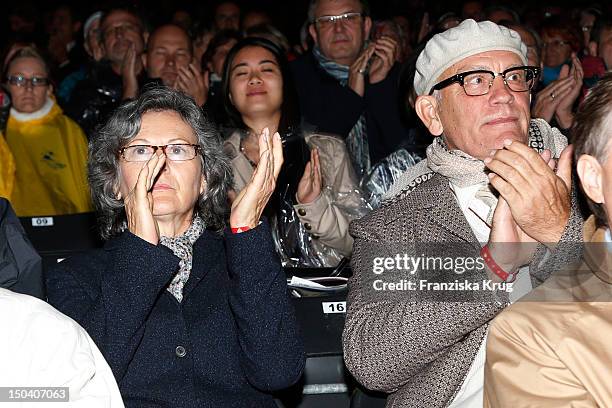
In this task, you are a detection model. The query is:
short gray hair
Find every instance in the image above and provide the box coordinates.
[573,72,612,227]
[89,86,232,239]
[307,0,370,23]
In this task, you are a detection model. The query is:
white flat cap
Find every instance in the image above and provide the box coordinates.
[414,19,527,96]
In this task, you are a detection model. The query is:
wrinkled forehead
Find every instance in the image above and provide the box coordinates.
[443,50,525,78]
[102,10,142,30]
[149,27,191,50]
[133,110,198,143]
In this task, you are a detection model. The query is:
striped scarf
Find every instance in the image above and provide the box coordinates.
[160,216,206,303]
[312,47,370,177]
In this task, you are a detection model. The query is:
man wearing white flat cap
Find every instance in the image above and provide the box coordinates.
[343,19,584,408]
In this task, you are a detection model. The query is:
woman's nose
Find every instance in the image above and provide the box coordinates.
[248,73,263,85]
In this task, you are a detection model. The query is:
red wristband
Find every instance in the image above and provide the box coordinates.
[480,245,517,283]
[231,226,252,234]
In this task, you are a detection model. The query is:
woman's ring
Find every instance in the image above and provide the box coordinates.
[358,68,366,75]
[550,92,556,100]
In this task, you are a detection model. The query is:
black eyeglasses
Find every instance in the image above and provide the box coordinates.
[7,75,50,87]
[428,66,540,96]
[119,144,201,162]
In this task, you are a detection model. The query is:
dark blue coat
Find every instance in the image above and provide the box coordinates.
[46,221,305,407]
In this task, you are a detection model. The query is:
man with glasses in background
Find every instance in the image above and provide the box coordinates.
[290,0,411,178]
[343,19,583,408]
[65,8,147,138]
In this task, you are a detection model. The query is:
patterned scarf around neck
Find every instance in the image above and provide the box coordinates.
[312,46,370,177]
[383,118,569,203]
[160,216,205,302]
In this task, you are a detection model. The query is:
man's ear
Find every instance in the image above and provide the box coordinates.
[577,154,604,204]
[363,16,372,40]
[141,52,147,69]
[414,95,443,136]
[143,31,150,46]
[588,40,598,57]
[72,21,82,35]
[308,24,319,47]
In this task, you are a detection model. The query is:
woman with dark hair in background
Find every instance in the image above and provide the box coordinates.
[201,29,242,124]
[221,37,366,266]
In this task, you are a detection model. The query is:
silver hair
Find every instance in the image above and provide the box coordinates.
[307,0,370,23]
[89,86,232,239]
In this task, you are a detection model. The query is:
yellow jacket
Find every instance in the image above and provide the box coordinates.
[6,100,92,216]
[0,133,15,199]
[485,216,612,407]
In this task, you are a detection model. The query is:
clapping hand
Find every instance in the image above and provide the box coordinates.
[554,53,583,129]
[230,128,283,230]
[121,43,139,100]
[175,62,209,107]
[532,66,573,122]
[485,146,571,275]
[348,45,375,97]
[368,36,398,84]
[532,53,583,128]
[485,141,572,249]
[297,148,322,204]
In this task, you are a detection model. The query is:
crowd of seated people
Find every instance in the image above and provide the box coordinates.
[0,0,611,406]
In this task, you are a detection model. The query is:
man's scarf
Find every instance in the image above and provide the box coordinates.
[383,118,569,204]
[312,46,370,177]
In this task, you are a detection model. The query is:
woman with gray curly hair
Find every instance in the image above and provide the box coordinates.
[45,86,305,407]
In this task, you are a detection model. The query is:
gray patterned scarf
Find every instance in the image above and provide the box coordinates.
[160,216,206,302]
[312,46,370,177]
[383,118,568,204]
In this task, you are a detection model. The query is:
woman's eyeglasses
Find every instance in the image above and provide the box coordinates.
[119,144,201,162]
[7,75,50,87]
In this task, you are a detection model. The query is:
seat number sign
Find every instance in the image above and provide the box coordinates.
[322,301,346,314]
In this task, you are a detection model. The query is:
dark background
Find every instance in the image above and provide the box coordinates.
[3,0,606,48]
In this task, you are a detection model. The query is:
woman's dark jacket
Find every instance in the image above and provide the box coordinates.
[46,221,305,407]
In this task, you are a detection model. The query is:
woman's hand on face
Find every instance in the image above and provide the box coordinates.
[230,128,283,230]
[123,152,166,245]
[297,148,322,204]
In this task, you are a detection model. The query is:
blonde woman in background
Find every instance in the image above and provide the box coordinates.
[4,47,91,216]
